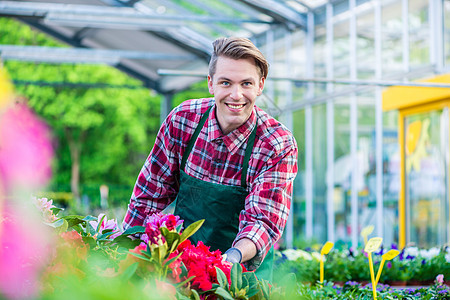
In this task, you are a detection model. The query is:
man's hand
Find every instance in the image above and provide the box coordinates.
[224,247,242,264]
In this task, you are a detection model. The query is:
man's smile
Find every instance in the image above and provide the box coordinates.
[226,103,246,109]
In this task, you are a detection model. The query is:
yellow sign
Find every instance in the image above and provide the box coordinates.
[382,249,400,261]
[320,241,334,255]
[375,249,400,286]
[319,241,334,284]
[361,225,374,245]
[364,237,382,253]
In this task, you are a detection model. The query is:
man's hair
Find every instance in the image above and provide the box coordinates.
[209,37,269,79]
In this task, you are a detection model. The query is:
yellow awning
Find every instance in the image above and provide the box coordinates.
[382,73,450,111]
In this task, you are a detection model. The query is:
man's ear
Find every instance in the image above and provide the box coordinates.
[257,77,265,96]
[207,75,214,95]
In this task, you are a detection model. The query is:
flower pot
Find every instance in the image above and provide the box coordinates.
[387,280,407,287]
[407,279,421,286]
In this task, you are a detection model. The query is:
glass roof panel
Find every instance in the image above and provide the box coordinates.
[136,0,272,39]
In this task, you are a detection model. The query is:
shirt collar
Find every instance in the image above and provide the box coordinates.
[207,104,257,155]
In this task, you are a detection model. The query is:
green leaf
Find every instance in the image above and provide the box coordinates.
[61,215,86,228]
[96,214,106,232]
[82,236,97,248]
[160,228,181,251]
[170,239,179,253]
[57,219,69,234]
[129,251,151,262]
[191,289,201,300]
[215,267,229,290]
[175,276,195,289]
[157,243,168,263]
[243,272,259,298]
[259,279,270,299]
[46,218,64,228]
[82,215,98,222]
[230,263,243,292]
[122,226,145,236]
[50,207,63,216]
[120,262,138,281]
[112,235,141,249]
[179,219,204,243]
[165,252,182,267]
[97,231,116,240]
[175,291,192,300]
[214,287,234,300]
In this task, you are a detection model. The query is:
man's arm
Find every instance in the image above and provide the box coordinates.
[122,113,180,229]
[232,138,298,270]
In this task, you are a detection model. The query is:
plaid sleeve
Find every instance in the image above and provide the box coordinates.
[233,134,298,271]
[122,110,181,230]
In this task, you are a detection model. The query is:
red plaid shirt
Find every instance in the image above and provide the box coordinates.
[123,98,298,269]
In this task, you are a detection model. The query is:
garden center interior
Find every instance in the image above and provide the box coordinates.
[2,0,450,251]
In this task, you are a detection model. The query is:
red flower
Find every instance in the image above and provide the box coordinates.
[169,240,232,291]
[162,214,181,231]
[60,231,88,259]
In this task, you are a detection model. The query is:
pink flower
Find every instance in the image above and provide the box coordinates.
[0,103,54,193]
[89,213,120,239]
[0,204,53,299]
[160,214,183,231]
[32,196,57,222]
[141,213,183,245]
[436,274,444,285]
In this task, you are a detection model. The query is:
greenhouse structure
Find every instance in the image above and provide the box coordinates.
[2,0,450,251]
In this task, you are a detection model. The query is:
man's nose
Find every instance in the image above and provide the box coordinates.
[230,85,243,100]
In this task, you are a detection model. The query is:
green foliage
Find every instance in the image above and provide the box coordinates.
[172,79,210,107]
[1,17,162,199]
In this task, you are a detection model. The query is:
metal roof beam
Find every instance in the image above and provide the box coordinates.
[238,0,306,29]
[142,0,229,36]
[0,1,275,27]
[0,45,197,64]
[13,18,162,92]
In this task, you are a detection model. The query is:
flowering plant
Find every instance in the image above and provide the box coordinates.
[30,197,276,300]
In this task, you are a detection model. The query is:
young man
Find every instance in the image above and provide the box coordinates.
[123,37,298,281]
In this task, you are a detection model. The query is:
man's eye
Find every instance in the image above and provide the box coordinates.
[243,82,252,86]
[221,81,230,86]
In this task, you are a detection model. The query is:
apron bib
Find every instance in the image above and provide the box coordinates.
[174,106,273,282]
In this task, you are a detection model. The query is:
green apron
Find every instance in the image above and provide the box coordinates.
[174,106,274,282]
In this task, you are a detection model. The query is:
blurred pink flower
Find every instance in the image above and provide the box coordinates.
[32,196,57,223]
[436,274,444,285]
[0,204,53,299]
[0,103,53,193]
[89,213,120,240]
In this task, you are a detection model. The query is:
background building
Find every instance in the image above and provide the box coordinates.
[2,0,450,250]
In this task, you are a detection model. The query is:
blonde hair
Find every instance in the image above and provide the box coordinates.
[209,37,269,79]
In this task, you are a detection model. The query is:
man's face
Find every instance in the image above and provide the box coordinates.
[208,56,265,134]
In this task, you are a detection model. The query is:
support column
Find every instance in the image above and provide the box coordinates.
[161,92,173,125]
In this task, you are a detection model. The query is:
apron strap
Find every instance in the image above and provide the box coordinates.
[181,106,212,171]
[241,124,257,189]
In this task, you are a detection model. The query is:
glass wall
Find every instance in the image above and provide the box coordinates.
[312,104,328,242]
[383,110,400,246]
[381,0,403,75]
[282,0,448,248]
[408,0,429,68]
[356,4,375,79]
[334,97,351,242]
[404,108,448,248]
[445,0,450,66]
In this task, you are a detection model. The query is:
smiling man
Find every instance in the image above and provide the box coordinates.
[123,37,298,281]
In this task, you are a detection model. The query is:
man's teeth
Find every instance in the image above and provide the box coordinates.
[228,104,244,109]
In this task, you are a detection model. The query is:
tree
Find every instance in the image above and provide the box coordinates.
[1,18,161,203]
